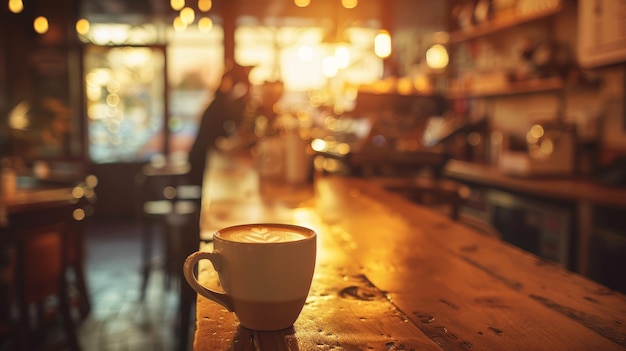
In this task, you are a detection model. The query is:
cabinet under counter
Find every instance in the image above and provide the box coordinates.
[443,159,626,279]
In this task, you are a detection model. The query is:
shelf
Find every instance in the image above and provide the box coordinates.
[447,77,565,99]
[448,3,564,44]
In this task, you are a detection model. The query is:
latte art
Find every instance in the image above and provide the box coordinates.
[220,226,309,243]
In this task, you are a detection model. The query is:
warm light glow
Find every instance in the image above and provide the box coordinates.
[374,30,391,58]
[397,77,413,95]
[294,0,310,7]
[180,7,195,24]
[311,138,327,152]
[173,16,187,31]
[336,143,350,155]
[335,44,350,69]
[170,0,185,11]
[322,56,338,78]
[90,24,131,45]
[341,0,358,9]
[198,0,212,12]
[8,0,23,13]
[33,16,49,34]
[413,75,432,92]
[72,186,85,199]
[236,24,383,91]
[8,102,30,130]
[530,124,544,138]
[425,44,449,69]
[297,45,313,62]
[526,124,544,144]
[198,16,213,32]
[76,18,90,35]
[86,175,99,188]
[73,208,86,221]
[540,139,554,155]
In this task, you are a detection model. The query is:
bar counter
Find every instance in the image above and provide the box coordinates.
[444,159,626,276]
[193,153,626,350]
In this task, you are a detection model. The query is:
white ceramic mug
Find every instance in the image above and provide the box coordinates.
[183,223,316,331]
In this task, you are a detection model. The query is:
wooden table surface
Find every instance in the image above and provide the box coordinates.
[0,186,81,228]
[193,153,626,351]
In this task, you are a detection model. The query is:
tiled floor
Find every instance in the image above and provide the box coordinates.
[77,218,194,351]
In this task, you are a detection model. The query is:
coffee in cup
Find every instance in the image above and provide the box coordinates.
[183,223,316,331]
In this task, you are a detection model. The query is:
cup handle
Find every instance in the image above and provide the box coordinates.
[183,251,234,312]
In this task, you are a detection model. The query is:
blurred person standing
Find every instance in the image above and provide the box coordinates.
[187,62,253,187]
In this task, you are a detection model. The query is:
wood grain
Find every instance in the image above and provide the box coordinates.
[191,154,626,350]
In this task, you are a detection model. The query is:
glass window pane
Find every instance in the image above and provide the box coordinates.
[84,45,165,163]
[167,24,224,160]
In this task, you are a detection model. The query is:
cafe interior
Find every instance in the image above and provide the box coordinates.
[1,0,625,350]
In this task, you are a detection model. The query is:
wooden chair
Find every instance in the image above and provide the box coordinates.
[3,221,81,351]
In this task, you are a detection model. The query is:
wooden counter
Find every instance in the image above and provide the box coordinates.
[445,159,626,208]
[444,159,626,276]
[193,153,626,351]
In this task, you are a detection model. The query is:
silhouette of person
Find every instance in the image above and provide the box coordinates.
[187,62,253,187]
[177,63,253,351]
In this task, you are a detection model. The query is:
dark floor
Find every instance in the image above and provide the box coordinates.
[77,218,194,351]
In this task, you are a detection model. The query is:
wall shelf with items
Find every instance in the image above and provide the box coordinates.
[445,0,573,103]
[449,1,564,44]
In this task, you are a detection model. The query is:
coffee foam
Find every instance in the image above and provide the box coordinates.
[219,225,309,243]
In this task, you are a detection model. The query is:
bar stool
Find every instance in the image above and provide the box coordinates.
[134,161,201,351]
[134,161,201,301]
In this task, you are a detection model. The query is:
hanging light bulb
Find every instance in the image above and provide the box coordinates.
[170,0,185,11]
[198,17,213,33]
[374,30,391,58]
[76,18,90,36]
[173,16,187,31]
[33,16,49,34]
[341,0,358,9]
[180,7,195,25]
[198,0,212,12]
[8,0,23,13]
[425,44,449,69]
[294,0,310,7]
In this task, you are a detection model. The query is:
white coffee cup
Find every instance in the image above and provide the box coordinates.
[183,223,316,331]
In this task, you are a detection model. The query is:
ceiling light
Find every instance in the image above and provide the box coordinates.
[294,0,311,7]
[180,7,195,25]
[33,16,49,34]
[198,0,212,12]
[374,30,391,58]
[76,18,90,35]
[8,0,23,13]
[170,0,184,11]
[341,0,358,9]
[425,44,448,69]
[198,17,213,33]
